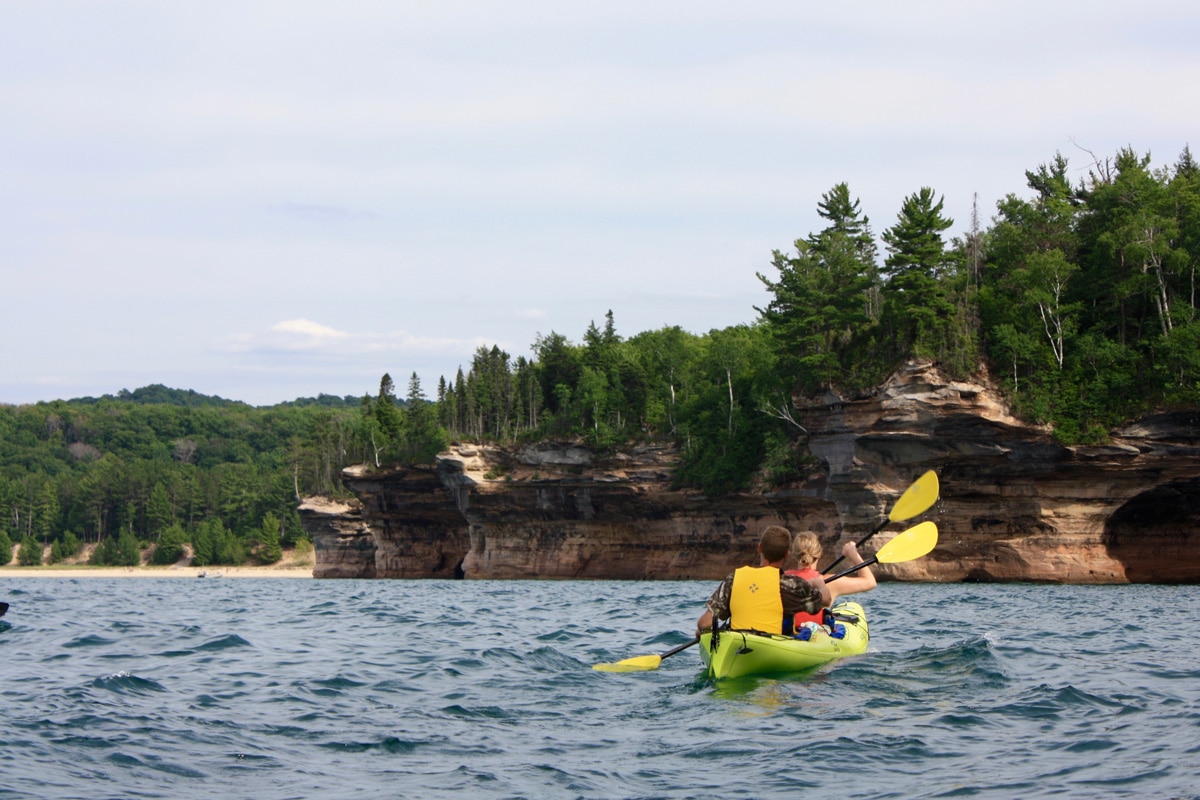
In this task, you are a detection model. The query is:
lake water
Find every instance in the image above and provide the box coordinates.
[1,578,1198,800]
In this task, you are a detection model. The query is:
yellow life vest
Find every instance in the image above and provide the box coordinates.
[730,565,783,634]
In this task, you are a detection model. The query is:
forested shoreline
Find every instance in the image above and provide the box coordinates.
[3,145,1198,567]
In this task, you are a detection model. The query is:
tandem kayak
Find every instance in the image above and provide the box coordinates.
[697,601,869,680]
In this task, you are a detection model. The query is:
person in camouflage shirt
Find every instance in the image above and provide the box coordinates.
[696,526,829,636]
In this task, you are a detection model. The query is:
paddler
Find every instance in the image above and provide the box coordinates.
[696,526,830,637]
[785,531,876,631]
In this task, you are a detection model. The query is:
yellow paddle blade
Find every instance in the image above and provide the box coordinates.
[876,521,938,564]
[887,470,940,522]
[592,654,663,672]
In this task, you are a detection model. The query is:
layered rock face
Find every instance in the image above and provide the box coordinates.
[303,361,1200,583]
[298,496,376,579]
[804,361,1200,584]
[305,443,840,580]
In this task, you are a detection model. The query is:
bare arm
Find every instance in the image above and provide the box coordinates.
[827,541,876,601]
[803,573,832,609]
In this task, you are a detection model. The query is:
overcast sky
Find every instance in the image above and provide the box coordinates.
[3,2,1197,406]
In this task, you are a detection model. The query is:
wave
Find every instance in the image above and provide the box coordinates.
[90,671,169,695]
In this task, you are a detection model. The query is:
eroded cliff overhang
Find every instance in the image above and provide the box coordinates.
[801,361,1200,584]
[305,361,1200,583]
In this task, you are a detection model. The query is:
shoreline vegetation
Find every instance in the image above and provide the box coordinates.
[0,544,314,578]
[0,563,313,579]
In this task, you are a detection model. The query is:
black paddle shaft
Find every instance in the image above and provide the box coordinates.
[821,519,886,575]
[661,636,700,660]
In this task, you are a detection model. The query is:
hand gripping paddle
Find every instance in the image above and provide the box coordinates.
[821,470,939,574]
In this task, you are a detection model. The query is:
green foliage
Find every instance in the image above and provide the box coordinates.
[1155,321,1200,405]
[257,512,282,564]
[881,187,958,362]
[190,518,243,567]
[49,531,82,563]
[977,146,1200,435]
[279,508,305,548]
[116,530,142,566]
[70,384,240,408]
[18,534,42,566]
[89,536,118,566]
[293,537,315,566]
[673,398,769,495]
[190,519,215,566]
[89,530,141,567]
[146,482,173,539]
[758,183,881,393]
[0,387,362,568]
[402,373,450,463]
[0,530,12,565]
[276,394,361,408]
[152,523,188,565]
[670,325,786,495]
[760,429,807,487]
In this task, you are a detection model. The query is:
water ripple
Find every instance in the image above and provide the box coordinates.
[3,579,1200,799]
[91,672,169,695]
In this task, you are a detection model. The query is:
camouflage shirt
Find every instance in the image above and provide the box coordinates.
[704,568,825,623]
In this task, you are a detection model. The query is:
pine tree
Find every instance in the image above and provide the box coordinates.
[881,187,956,360]
[18,533,41,566]
[50,531,82,563]
[758,184,879,392]
[115,529,141,567]
[373,373,404,461]
[258,512,282,564]
[146,482,173,540]
[151,523,187,565]
[191,520,215,566]
[89,535,119,566]
[402,373,448,463]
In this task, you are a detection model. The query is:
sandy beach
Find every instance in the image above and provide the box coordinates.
[0,564,313,578]
[1,542,314,579]
[3,565,314,579]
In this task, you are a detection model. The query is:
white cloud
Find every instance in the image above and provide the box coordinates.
[218,321,495,359]
[271,319,348,339]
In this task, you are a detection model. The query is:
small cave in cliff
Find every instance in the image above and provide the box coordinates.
[433,552,467,579]
[1105,478,1200,583]
[961,568,1004,583]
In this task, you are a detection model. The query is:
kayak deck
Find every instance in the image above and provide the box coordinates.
[697,601,869,680]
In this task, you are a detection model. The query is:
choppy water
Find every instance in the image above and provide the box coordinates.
[2,578,1199,799]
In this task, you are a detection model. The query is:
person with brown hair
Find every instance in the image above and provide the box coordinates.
[695,525,830,637]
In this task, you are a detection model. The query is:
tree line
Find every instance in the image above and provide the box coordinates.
[4,144,1198,566]
[758,145,1200,442]
[364,145,1200,486]
[0,388,358,567]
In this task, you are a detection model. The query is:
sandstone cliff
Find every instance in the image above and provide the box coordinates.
[301,361,1200,583]
[303,442,841,581]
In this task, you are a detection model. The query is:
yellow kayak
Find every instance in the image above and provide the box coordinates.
[698,602,869,680]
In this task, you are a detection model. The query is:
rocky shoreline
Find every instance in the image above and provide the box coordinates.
[301,361,1200,584]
